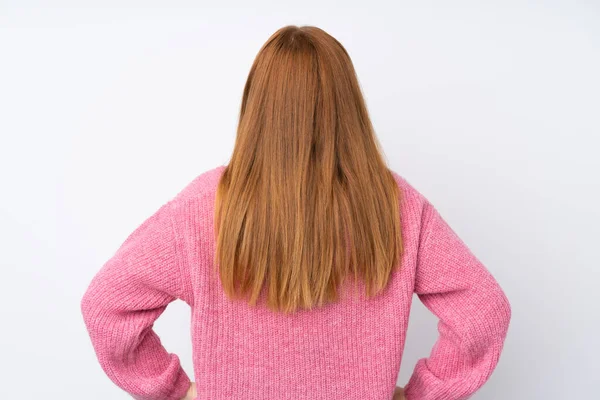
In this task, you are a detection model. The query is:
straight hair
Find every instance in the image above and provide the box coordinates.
[214,25,403,314]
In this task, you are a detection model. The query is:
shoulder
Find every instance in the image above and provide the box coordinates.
[169,165,227,206]
[387,168,429,209]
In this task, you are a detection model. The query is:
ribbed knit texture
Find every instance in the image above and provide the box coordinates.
[81,165,511,400]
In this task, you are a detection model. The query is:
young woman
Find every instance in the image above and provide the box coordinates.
[81,25,511,400]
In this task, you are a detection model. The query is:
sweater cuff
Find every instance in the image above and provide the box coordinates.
[167,367,192,400]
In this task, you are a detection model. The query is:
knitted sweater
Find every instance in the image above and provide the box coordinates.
[80,164,511,400]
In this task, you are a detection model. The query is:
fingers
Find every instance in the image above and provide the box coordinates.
[393,386,405,400]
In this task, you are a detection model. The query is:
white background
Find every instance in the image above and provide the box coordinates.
[1,1,598,398]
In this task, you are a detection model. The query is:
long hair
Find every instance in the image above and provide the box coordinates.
[214,25,403,314]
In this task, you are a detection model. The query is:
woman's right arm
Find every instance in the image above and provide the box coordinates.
[403,201,512,399]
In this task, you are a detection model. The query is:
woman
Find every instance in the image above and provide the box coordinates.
[81,25,511,400]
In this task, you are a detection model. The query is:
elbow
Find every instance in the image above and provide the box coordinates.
[466,284,512,355]
[495,286,512,339]
[80,280,105,332]
[80,285,95,330]
[504,293,512,329]
[481,284,512,344]
[480,276,512,342]
[465,290,512,388]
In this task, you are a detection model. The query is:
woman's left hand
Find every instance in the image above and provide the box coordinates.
[180,381,197,400]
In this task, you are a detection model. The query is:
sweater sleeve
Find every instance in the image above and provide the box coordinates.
[80,200,191,400]
[404,201,511,400]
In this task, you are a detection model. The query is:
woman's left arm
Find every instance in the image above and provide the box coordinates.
[80,200,192,400]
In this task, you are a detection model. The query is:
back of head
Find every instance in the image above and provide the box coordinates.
[215,25,403,314]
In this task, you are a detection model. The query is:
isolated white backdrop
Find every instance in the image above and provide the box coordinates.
[1,1,598,398]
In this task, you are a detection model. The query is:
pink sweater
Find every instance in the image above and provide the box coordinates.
[81,165,511,400]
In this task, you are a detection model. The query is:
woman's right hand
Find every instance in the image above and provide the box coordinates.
[393,386,406,400]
